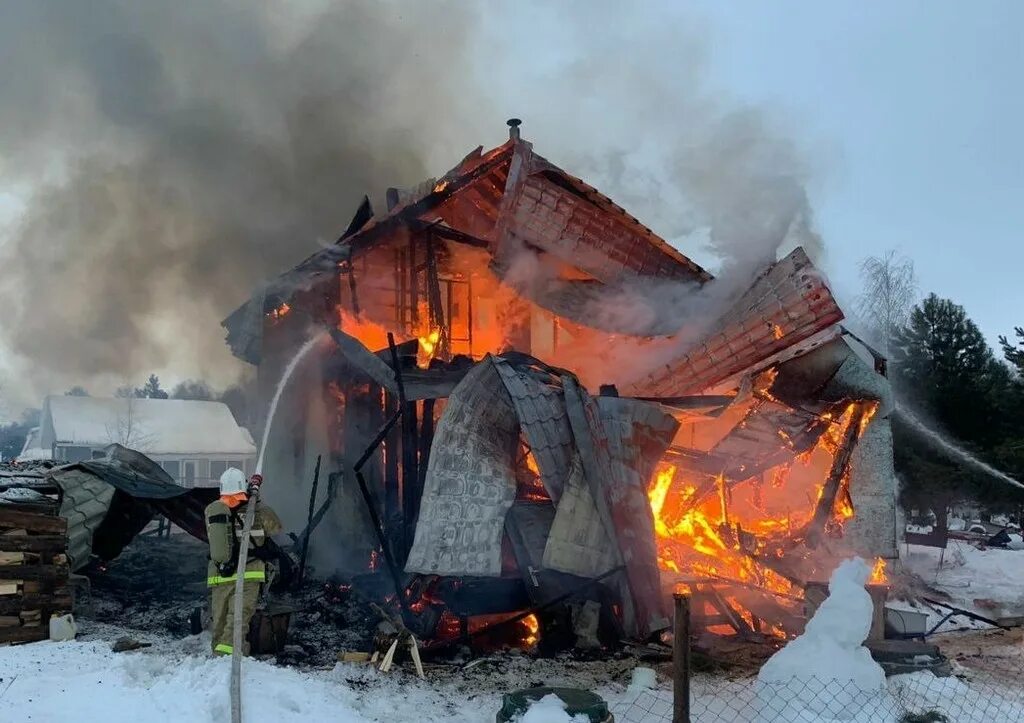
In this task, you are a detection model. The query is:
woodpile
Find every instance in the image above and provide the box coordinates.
[0,504,71,645]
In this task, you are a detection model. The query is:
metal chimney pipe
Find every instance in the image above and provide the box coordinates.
[507,118,522,141]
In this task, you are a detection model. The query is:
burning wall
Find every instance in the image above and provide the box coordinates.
[221,125,897,643]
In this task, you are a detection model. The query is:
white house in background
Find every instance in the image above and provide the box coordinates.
[36,395,257,487]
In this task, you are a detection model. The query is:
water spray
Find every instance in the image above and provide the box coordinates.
[894,406,1024,492]
[231,330,324,723]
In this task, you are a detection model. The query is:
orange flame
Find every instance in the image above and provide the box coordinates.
[522,614,540,646]
[869,557,887,584]
[417,328,441,369]
[647,401,878,637]
[338,308,394,351]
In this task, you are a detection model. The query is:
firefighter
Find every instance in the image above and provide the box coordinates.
[204,467,282,656]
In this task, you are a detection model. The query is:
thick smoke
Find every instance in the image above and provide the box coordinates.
[0,0,824,409]
[0,0,480,405]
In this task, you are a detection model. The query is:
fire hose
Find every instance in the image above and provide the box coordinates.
[230,475,262,723]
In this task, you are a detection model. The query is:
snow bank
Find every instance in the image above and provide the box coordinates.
[756,558,886,722]
[0,637,497,722]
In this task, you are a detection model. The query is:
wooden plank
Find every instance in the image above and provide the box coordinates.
[0,594,73,615]
[0,535,66,553]
[0,564,69,582]
[0,508,67,534]
[0,625,47,645]
[0,582,20,595]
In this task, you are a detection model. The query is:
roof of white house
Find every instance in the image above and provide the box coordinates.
[42,396,257,456]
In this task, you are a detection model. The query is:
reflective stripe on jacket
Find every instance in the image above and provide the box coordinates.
[206,569,266,586]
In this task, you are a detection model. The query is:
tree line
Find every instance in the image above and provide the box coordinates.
[857,252,1024,529]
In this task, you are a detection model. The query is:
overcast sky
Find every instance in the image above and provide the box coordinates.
[476,0,1023,349]
[0,1,1020,419]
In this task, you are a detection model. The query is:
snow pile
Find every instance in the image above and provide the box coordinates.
[519,694,588,723]
[627,667,657,693]
[756,558,886,722]
[904,542,1024,619]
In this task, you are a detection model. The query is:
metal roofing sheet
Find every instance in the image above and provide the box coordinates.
[493,357,575,503]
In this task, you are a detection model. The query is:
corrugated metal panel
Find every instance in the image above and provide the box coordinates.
[493,357,574,502]
[57,469,115,571]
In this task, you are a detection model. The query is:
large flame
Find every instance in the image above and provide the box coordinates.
[648,400,886,637]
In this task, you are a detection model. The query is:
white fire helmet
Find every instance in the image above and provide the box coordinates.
[219,467,247,496]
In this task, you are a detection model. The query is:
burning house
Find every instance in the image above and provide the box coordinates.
[221,120,897,646]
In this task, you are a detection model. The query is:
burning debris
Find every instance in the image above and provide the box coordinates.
[217,121,897,652]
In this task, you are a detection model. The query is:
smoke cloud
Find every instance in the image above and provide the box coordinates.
[0,0,824,410]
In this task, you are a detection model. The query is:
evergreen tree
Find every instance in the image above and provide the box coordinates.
[138,374,169,399]
[64,386,90,397]
[171,379,214,401]
[1000,327,1024,375]
[891,294,1008,446]
[890,294,1022,523]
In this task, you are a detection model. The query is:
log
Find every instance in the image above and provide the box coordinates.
[0,564,69,582]
[0,593,73,615]
[0,535,66,553]
[0,625,47,645]
[0,508,67,534]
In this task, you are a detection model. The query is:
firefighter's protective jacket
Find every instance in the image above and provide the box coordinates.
[204,498,283,587]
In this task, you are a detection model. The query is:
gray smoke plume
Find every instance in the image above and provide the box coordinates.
[0,0,480,405]
[0,0,824,409]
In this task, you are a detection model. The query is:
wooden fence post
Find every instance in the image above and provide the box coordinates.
[673,592,691,723]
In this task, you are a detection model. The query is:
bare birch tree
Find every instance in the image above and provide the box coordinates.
[855,250,919,356]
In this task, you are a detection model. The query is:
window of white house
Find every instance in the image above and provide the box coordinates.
[160,460,180,481]
[182,461,197,487]
[210,460,228,481]
[59,446,92,463]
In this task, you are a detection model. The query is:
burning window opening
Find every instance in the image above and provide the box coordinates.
[220,122,897,654]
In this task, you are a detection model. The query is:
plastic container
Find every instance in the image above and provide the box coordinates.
[49,613,77,642]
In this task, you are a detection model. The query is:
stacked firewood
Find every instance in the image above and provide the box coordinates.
[0,503,70,645]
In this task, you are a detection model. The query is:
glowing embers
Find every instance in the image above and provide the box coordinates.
[267,302,291,321]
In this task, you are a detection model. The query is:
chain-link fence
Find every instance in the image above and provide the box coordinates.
[611,655,1024,722]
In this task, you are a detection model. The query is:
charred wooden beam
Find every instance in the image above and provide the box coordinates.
[339,195,374,241]
[297,454,322,586]
[409,220,491,249]
[326,327,397,393]
[353,467,411,622]
[806,404,867,542]
[424,233,448,359]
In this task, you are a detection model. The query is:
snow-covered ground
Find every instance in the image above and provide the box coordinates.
[0,622,661,723]
[2,621,1023,722]
[903,541,1024,623]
